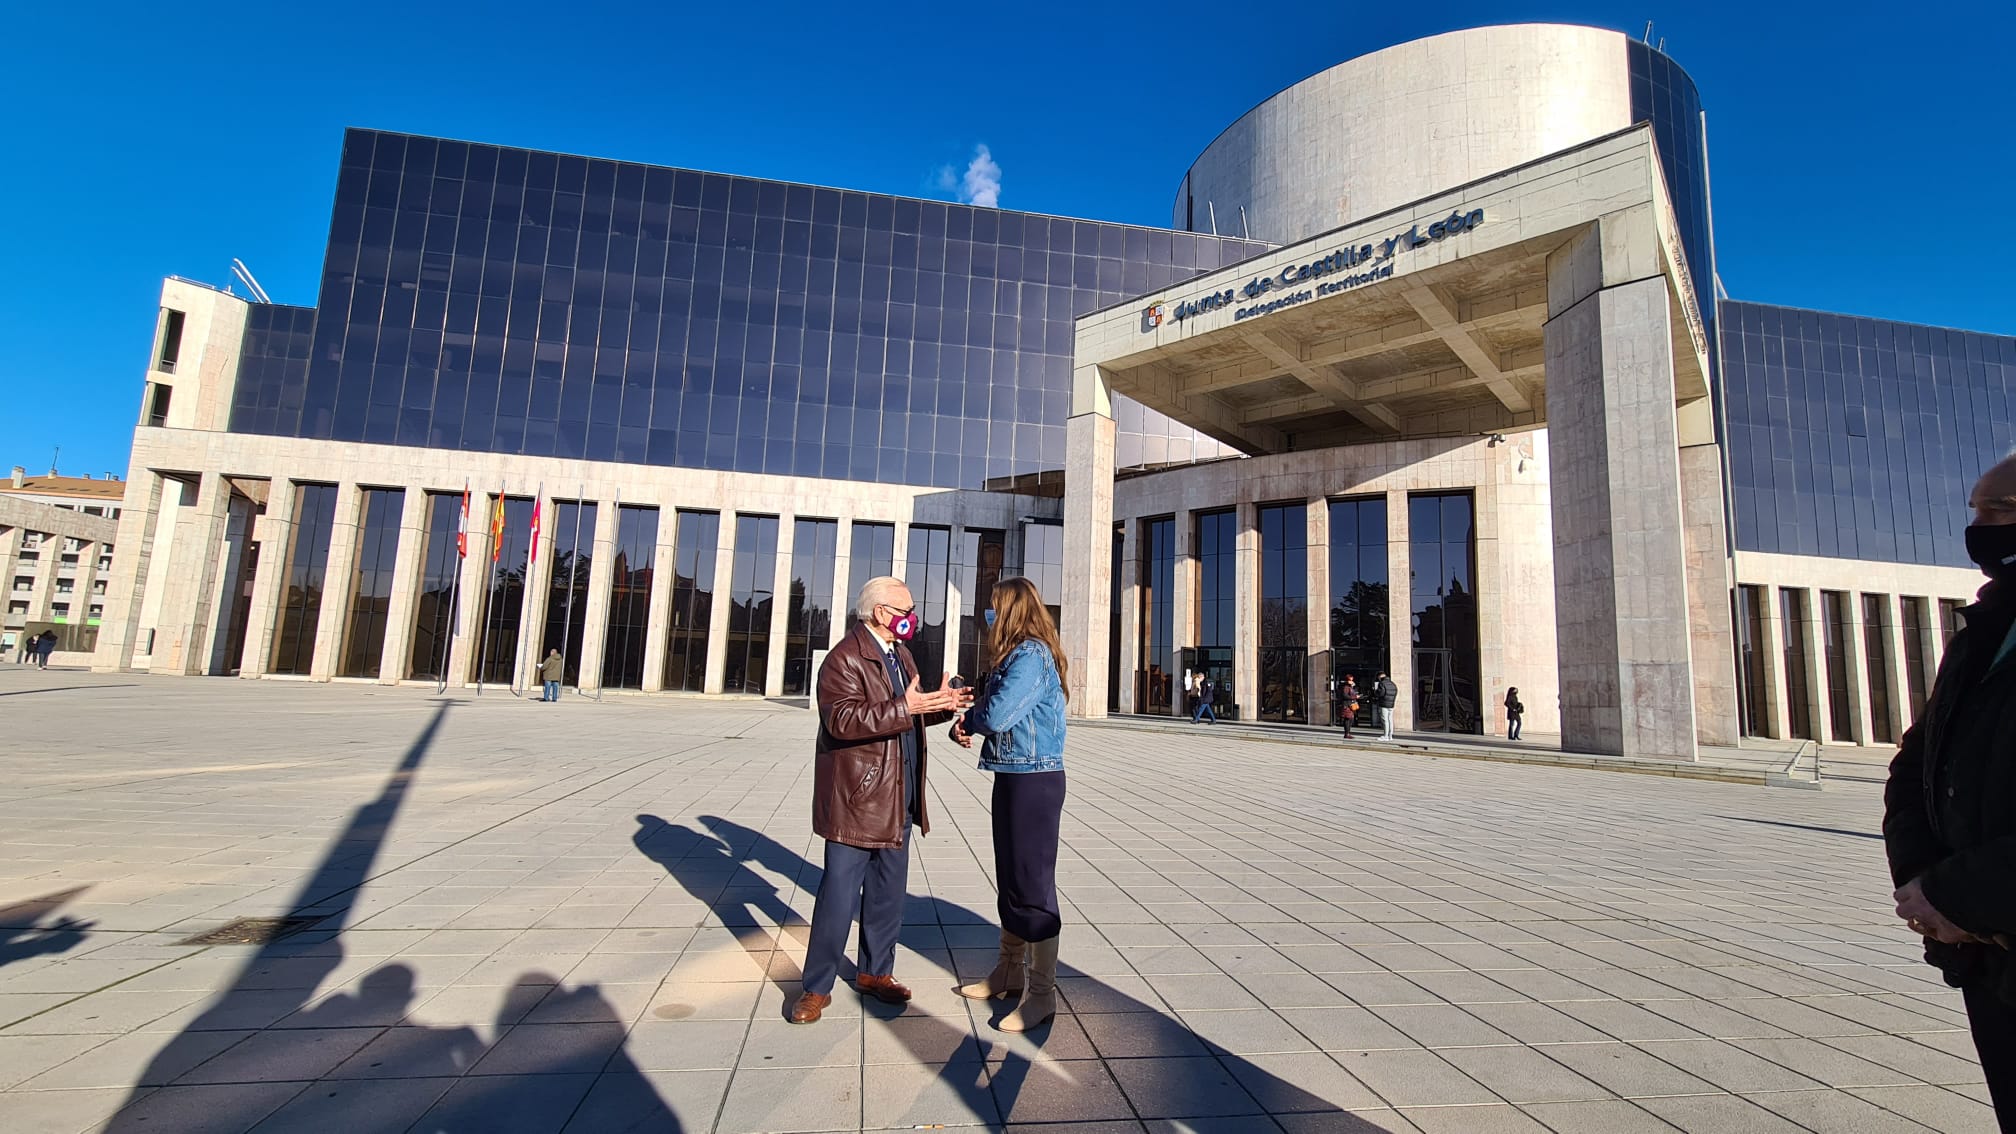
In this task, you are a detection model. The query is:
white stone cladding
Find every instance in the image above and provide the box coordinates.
[1176,24,1636,246]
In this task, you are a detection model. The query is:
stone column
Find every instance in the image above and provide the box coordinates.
[1170,508,1197,718]
[1679,444,1740,746]
[765,512,796,696]
[1543,210,1699,760]
[239,481,295,678]
[1234,501,1259,721]
[941,523,964,689]
[1796,589,1831,744]
[309,483,363,680]
[830,517,854,641]
[891,522,911,584]
[1879,594,1912,738]
[94,471,168,672]
[1115,521,1140,714]
[1060,366,1116,716]
[703,514,737,694]
[1387,490,1419,726]
[577,500,620,691]
[516,494,559,690]
[377,488,431,684]
[1386,489,1414,732]
[1754,584,1791,741]
[1306,497,1332,726]
[449,495,497,688]
[153,473,235,676]
[1841,590,1874,747]
[641,508,679,693]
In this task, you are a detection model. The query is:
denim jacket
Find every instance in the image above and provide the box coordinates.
[961,639,1066,773]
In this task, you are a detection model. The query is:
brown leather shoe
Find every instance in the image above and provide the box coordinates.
[788,991,831,1024]
[855,973,912,1004]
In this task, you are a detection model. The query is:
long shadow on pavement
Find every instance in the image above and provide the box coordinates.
[0,885,95,971]
[645,814,1398,1130]
[99,703,683,1134]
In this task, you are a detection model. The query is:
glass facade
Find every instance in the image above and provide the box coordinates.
[340,487,404,678]
[1328,497,1389,688]
[1780,588,1814,741]
[845,521,896,632]
[1194,510,1236,718]
[1901,595,1931,720]
[1862,593,1896,746]
[1020,521,1065,627]
[1627,41,1713,342]
[1721,301,2016,567]
[476,496,534,684]
[602,505,658,690]
[409,492,462,680]
[905,526,952,687]
[1257,503,1307,723]
[955,528,1006,681]
[783,518,837,695]
[272,483,338,675]
[1409,492,1480,733]
[540,501,597,683]
[664,510,720,691]
[1820,590,1854,743]
[229,304,315,431]
[1735,584,1770,737]
[724,515,778,694]
[1138,517,1176,714]
[229,129,1264,489]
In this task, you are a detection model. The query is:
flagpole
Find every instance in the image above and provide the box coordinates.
[438,481,469,697]
[590,486,614,702]
[561,483,582,697]
[508,480,526,698]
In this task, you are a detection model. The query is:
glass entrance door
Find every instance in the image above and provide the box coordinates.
[1413,648,1481,733]
[1258,647,1307,723]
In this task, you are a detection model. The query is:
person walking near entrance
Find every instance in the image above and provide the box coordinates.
[1192,677,1217,723]
[537,649,564,702]
[35,631,55,669]
[1505,687,1525,740]
[1885,452,2016,1132]
[1375,672,1398,739]
[792,576,969,1025]
[948,577,1068,1031]
[1339,675,1360,738]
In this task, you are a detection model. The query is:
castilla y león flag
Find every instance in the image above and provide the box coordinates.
[456,482,471,558]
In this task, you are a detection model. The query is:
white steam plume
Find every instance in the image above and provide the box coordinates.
[960,145,1001,208]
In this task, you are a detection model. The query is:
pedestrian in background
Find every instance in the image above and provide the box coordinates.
[1192,676,1217,724]
[1339,674,1360,738]
[537,649,564,702]
[36,631,55,669]
[1885,451,2016,1130]
[950,577,1068,1031]
[1375,672,1399,739]
[1505,686,1525,740]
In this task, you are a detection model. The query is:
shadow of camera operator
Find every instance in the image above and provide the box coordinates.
[0,885,94,972]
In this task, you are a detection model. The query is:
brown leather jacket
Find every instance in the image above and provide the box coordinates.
[815,623,934,848]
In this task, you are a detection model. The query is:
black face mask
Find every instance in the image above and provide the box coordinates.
[1966,523,2016,581]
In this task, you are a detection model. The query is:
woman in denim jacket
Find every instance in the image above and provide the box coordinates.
[948,577,1068,1031]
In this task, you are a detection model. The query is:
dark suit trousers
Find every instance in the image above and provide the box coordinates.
[1966,984,2016,1132]
[800,829,911,995]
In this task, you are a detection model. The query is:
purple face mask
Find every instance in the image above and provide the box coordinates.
[885,605,919,641]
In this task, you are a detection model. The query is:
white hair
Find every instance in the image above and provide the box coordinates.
[855,575,908,620]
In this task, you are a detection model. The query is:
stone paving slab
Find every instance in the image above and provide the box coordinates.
[0,667,1995,1132]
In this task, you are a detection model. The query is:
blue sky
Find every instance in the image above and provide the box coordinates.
[1,1,2005,477]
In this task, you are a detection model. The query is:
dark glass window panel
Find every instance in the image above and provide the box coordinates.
[340,488,405,678]
[539,501,598,685]
[1257,502,1308,723]
[272,483,339,675]
[1781,588,1815,741]
[409,491,464,681]
[664,510,721,692]
[476,497,536,684]
[1137,516,1175,714]
[1409,491,1481,734]
[783,518,839,695]
[1328,497,1390,687]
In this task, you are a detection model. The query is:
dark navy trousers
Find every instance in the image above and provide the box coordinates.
[800,828,911,995]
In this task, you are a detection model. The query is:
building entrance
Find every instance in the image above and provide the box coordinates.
[1413,648,1479,733]
[1258,647,1307,723]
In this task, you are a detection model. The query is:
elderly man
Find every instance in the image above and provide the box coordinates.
[1886,452,2016,1127]
[791,576,970,1024]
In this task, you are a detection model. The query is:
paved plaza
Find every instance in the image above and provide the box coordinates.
[0,667,1993,1133]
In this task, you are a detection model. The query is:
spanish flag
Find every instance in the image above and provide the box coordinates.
[490,492,506,563]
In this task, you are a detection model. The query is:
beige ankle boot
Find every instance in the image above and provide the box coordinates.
[996,934,1057,1031]
[955,930,1026,1000]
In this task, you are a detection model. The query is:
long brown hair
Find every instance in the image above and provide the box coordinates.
[985,576,1069,701]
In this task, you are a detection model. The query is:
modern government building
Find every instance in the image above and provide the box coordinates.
[79,23,2016,761]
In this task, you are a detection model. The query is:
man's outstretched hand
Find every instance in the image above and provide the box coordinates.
[905,673,974,716]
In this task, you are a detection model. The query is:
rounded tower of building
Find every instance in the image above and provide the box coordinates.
[1174,23,1711,289]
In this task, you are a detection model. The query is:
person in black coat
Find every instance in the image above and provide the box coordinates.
[1504,687,1525,740]
[1886,453,2016,1130]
